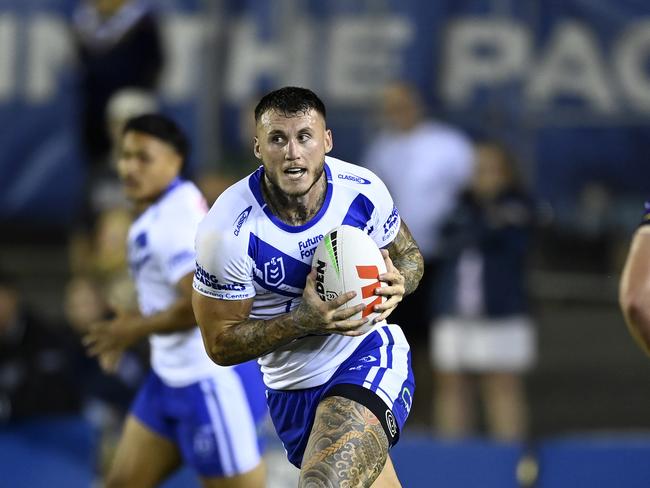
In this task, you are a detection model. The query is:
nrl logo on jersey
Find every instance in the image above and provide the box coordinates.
[264,257,285,286]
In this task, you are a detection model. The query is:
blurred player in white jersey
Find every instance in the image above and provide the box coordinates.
[192,87,424,487]
[84,114,267,488]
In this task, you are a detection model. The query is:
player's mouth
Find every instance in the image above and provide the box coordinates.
[121,177,140,190]
[284,167,307,180]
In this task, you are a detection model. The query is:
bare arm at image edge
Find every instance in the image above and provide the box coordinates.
[619,226,650,356]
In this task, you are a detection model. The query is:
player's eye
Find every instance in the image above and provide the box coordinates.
[271,135,285,144]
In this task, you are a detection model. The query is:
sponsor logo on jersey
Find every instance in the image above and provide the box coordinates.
[337,172,371,184]
[298,234,323,259]
[194,263,246,291]
[382,206,399,241]
[233,206,252,236]
[263,257,285,286]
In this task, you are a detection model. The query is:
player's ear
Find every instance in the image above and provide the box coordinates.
[253,136,261,159]
[324,129,333,154]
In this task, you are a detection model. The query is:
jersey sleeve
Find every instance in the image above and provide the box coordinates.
[153,205,203,285]
[193,205,256,301]
[367,173,401,248]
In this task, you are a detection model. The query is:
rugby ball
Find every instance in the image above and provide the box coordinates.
[312,225,387,330]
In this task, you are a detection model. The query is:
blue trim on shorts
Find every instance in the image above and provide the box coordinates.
[131,361,266,477]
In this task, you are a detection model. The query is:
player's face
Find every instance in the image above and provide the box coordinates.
[253,108,333,198]
[116,131,182,203]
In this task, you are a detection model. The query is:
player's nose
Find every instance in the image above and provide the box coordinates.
[285,138,299,160]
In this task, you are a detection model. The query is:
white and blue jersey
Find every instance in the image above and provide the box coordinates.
[193,157,415,466]
[193,156,402,390]
[128,178,266,476]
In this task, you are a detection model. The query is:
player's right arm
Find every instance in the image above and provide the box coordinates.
[619,225,650,356]
[192,271,366,366]
[192,206,367,366]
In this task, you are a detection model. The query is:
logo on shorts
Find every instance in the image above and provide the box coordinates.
[401,387,412,414]
[359,355,377,363]
[385,409,398,438]
[193,425,216,458]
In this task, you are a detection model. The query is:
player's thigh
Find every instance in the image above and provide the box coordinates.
[200,460,266,488]
[300,395,389,488]
[106,415,182,488]
[371,455,401,488]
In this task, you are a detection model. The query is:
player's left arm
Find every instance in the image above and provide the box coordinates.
[84,272,196,359]
[373,220,424,322]
[619,226,650,356]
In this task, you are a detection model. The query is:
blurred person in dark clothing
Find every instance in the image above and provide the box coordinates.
[619,202,650,356]
[72,0,163,169]
[430,141,536,441]
[0,273,81,422]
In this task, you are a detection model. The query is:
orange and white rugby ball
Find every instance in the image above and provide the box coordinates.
[312,225,387,329]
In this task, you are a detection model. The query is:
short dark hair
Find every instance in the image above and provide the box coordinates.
[123,114,189,164]
[254,86,327,123]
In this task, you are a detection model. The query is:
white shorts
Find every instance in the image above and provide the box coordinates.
[431,316,536,373]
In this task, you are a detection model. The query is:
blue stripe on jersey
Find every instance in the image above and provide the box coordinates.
[247,164,334,233]
[341,193,375,232]
[248,233,310,297]
[370,327,395,393]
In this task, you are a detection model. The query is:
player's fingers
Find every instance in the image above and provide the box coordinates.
[330,317,369,335]
[329,290,357,308]
[332,302,364,320]
[374,283,405,297]
[373,306,395,324]
[378,270,404,285]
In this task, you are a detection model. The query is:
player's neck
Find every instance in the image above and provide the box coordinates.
[262,174,327,226]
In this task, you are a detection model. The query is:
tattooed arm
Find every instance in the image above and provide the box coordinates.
[372,220,424,323]
[193,271,368,366]
[387,219,424,296]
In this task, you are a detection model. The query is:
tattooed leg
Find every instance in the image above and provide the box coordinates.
[299,396,389,488]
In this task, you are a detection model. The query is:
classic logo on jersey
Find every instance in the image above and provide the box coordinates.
[233,206,252,236]
[264,257,285,286]
[337,172,371,184]
[382,206,400,242]
[194,263,246,291]
[298,234,323,259]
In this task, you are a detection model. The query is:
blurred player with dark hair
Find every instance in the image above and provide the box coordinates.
[84,114,267,488]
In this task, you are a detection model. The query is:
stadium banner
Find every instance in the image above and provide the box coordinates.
[1,0,649,225]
